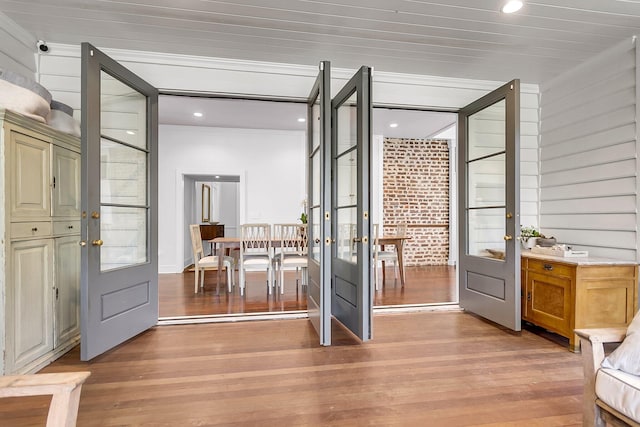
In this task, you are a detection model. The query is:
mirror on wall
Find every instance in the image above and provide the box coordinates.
[201,184,211,223]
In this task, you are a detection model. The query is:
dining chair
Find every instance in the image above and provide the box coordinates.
[239,223,273,296]
[189,224,234,293]
[273,223,308,294]
[372,223,400,290]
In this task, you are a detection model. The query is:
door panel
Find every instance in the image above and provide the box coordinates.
[458,80,520,331]
[81,43,158,360]
[331,66,372,341]
[307,61,331,346]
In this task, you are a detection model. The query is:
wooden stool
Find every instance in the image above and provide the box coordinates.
[0,371,91,427]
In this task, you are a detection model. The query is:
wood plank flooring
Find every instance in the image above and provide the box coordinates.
[0,311,584,426]
[160,265,456,317]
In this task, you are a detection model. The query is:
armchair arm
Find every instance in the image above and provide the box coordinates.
[575,328,626,374]
[575,328,627,427]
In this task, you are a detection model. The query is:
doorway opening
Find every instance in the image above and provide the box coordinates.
[157,95,459,320]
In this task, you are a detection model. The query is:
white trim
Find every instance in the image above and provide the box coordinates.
[172,169,246,273]
[45,42,539,96]
[156,304,462,325]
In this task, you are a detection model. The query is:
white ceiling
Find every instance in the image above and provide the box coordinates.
[3,0,640,84]
[159,95,457,137]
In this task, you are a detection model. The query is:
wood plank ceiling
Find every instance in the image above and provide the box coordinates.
[2,0,640,84]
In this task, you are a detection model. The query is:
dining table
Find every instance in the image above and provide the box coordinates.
[210,234,411,291]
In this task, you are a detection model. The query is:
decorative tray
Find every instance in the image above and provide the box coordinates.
[530,246,589,257]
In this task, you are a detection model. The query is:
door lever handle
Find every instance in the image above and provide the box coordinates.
[503,235,513,241]
[353,237,362,243]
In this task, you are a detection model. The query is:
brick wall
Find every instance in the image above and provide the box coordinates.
[382,138,450,266]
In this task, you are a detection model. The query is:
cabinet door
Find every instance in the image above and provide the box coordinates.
[528,271,573,336]
[7,239,54,373]
[9,131,51,219]
[54,236,81,346]
[52,146,81,217]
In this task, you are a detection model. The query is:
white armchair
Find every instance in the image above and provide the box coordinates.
[576,312,640,427]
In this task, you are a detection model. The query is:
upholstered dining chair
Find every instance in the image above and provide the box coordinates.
[239,223,273,296]
[273,223,308,294]
[189,224,234,293]
[372,223,400,290]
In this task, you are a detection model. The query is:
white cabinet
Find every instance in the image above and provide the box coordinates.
[54,236,80,346]
[52,146,81,218]
[0,109,81,374]
[6,239,54,373]
[9,131,51,219]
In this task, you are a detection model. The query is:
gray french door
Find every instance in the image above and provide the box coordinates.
[331,66,372,341]
[80,43,158,360]
[307,61,331,346]
[458,80,521,331]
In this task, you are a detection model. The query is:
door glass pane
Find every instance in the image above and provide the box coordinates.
[100,206,148,271]
[336,92,357,155]
[311,206,320,262]
[101,138,147,206]
[468,99,505,160]
[99,71,149,272]
[468,208,505,259]
[468,154,505,208]
[311,101,320,151]
[101,72,147,150]
[337,207,357,263]
[337,150,357,206]
[311,150,320,206]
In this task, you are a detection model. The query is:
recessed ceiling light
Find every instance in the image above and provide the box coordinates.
[501,0,523,13]
[126,130,136,135]
[193,112,203,117]
[389,123,399,128]
[297,117,306,123]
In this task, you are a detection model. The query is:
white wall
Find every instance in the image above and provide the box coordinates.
[540,37,638,261]
[159,125,306,273]
[0,12,37,78]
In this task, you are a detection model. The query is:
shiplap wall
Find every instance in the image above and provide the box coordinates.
[540,37,638,261]
[0,12,36,78]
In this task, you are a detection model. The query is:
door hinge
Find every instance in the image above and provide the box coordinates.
[527,292,531,302]
[52,176,56,189]
[55,288,59,300]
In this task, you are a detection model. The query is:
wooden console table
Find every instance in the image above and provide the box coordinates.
[521,252,638,352]
[200,224,224,255]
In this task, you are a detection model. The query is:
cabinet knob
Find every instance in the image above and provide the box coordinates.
[31,227,38,232]
[68,225,74,229]
[543,263,553,271]
[91,239,104,246]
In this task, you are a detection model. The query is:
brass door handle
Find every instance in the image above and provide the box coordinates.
[353,237,362,243]
[503,235,513,241]
[92,239,104,246]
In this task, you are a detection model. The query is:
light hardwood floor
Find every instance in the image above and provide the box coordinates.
[0,311,583,426]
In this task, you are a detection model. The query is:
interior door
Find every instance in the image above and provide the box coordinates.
[307,61,332,345]
[331,66,372,341]
[80,43,159,360]
[458,80,521,330]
